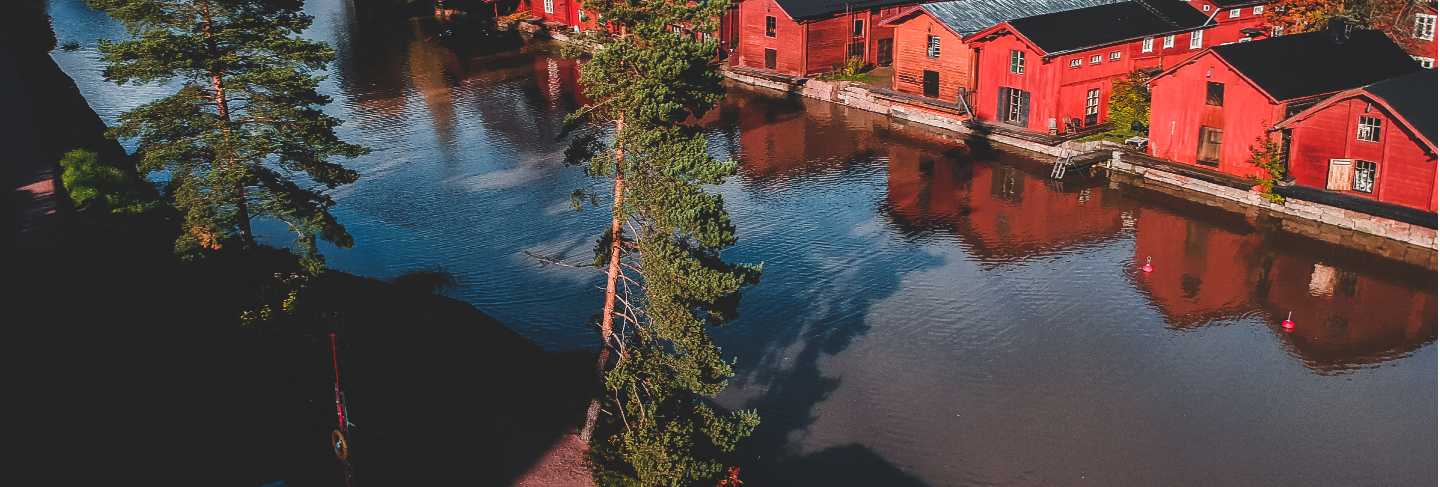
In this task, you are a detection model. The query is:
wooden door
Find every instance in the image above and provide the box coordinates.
[1326,159,1353,190]
[877,38,893,67]
[923,70,939,98]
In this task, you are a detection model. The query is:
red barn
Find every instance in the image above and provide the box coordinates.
[1273,70,1437,212]
[1148,29,1420,180]
[880,0,1119,104]
[735,0,914,76]
[964,0,1212,135]
[521,0,581,26]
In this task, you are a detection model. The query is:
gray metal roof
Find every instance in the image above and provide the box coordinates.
[919,0,1123,35]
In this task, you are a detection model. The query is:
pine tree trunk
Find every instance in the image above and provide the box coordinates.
[582,116,626,442]
[201,0,254,247]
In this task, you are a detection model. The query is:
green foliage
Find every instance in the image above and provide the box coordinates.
[1248,135,1287,204]
[572,0,762,484]
[59,148,158,215]
[1106,71,1151,139]
[819,56,868,81]
[91,0,368,269]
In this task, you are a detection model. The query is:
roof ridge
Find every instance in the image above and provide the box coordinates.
[1131,0,1177,28]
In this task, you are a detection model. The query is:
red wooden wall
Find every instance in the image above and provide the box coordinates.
[737,0,807,75]
[1285,94,1438,211]
[890,14,973,103]
[1148,51,1282,179]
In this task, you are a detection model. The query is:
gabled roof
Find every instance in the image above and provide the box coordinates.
[1363,70,1436,148]
[772,0,917,21]
[1210,29,1419,101]
[1275,70,1437,152]
[903,0,1121,36]
[997,0,1212,55]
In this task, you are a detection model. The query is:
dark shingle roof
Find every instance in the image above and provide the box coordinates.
[1363,70,1437,146]
[1209,0,1269,7]
[772,0,918,20]
[1006,0,1212,54]
[1213,30,1420,101]
[920,0,1122,35]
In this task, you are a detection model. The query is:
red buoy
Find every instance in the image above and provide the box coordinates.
[1141,256,1154,273]
[1281,311,1295,332]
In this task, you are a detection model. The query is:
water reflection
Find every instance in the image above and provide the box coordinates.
[47,1,1436,485]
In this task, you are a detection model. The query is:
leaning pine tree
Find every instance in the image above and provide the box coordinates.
[567,0,761,484]
[92,0,367,270]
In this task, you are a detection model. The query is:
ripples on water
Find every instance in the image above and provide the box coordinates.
[48,0,1436,485]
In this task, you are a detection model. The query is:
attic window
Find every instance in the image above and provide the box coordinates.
[927,35,941,58]
[1417,14,1436,40]
[1253,5,1264,14]
[1357,116,1382,142]
[1164,35,1176,48]
[1205,82,1224,106]
[766,16,776,37]
[1070,58,1082,68]
[1109,51,1121,61]
[1142,37,1155,52]
[1010,50,1026,74]
[1190,30,1204,49]
[1090,54,1102,64]
[1229,8,1241,18]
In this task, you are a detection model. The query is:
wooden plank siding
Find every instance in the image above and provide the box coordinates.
[1148,50,1283,180]
[890,13,973,103]
[737,0,808,75]
[1285,95,1438,211]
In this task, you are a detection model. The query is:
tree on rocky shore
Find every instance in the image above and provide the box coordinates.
[565,0,762,484]
[92,0,367,270]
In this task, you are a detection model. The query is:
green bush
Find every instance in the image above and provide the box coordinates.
[1106,71,1151,138]
[58,149,155,214]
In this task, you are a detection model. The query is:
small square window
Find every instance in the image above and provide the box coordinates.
[1090,54,1102,64]
[1414,56,1435,69]
[1205,81,1224,106]
[1357,116,1382,142]
[1417,14,1436,40]
[1164,35,1176,48]
[1142,37,1154,53]
[1253,5,1264,14]
[1069,58,1082,68]
[1229,8,1241,18]
[1109,51,1121,61]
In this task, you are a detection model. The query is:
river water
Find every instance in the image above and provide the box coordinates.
[48,0,1437,485]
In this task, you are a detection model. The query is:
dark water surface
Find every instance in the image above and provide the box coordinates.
[49,1,1437,485]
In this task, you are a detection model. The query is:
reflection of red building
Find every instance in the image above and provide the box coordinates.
[531,55,584,107]
[1131,198,1437,370]
[886,147,1126,261]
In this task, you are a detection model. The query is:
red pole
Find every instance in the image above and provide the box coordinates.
[330,331,346,432]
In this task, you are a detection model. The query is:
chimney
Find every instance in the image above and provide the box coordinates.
[1327,17,1351,44]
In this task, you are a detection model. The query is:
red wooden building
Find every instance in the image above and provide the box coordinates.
[1190,0,1275,45]
[734,0,914,76]
[1148,29,1420,180]
[1273,70,1437,212]
[880,0,1118,104]
[963,0,1213,135]
[1401,1,1438,68]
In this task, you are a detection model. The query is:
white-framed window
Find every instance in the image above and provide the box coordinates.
[1070,58,1082,68]
[1142,37,1155,52]
[1272,25,1284,37]
[1090,54,1102,64]
[1357,116,1382,142]
[1416,13,1436,40]
[1190,30,1204,49]
[1085,88,1100,117]
[543,0,553,14]
[1109,51,1121,61]
[1164,35,1176,48]
[1253,5,1264,14]
[1353,160,1377,193]
[1011,49,1026,73]
[927,35,941,58]
[1229,8,1241,18]
[1414,56,1435,69]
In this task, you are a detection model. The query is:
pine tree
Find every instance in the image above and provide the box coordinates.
[92,0,367,269]
[567,1,761,484]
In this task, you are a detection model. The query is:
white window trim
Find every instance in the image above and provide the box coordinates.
[1109,51,1121,60]
[1229,8,1241,18]
[1272,25,1284,37]
[1417,13,1436,41]
[1164,35,1176,48]
[1414,56,1435,69]
[1090,54,1102,64]
[543,0,554,14]
[1253,5,1264,14]
[1070,58,1082,68]
[927,35,941,58]
[1142,37,1154,52]
[1190,30,1204,49]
